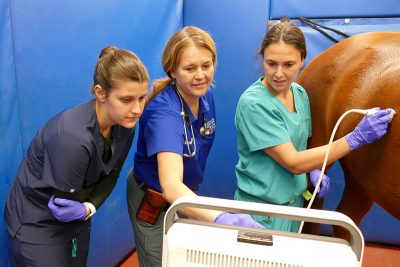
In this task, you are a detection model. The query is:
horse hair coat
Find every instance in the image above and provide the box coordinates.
[297,31,399,238]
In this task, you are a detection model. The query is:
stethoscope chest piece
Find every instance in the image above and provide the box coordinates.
[199,112,211,137]
[200,125,210,137]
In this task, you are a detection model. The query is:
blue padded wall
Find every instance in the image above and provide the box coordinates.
[1,0,182,266]
[298,18,400,65]
[11,0,182,151]
[0,0,23,265]
[270,0,400,19]
[185,0,270,198]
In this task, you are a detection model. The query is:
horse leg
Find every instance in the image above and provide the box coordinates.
[334,163,373,241]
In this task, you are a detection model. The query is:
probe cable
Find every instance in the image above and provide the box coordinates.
[298,109,370,233]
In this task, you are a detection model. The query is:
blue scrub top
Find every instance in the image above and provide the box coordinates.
[5,100,134,244]
[134,84,216,192]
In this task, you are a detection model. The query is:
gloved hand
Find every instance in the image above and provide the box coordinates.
[48,196,87,222]
[309,169,330,198]
[214,212,264,229]
[345,108,393,150]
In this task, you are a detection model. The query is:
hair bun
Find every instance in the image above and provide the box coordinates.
[99,45,118,59]
[280,16,291,23]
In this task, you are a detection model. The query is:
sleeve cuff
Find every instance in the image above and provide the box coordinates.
[83,202,97,220]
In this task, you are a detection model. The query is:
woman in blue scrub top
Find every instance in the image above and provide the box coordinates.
[4,46,149,267]
[126,26,262,267]
[234,17,393,232]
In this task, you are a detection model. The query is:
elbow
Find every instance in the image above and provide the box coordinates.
[284,164,305,175]
[160,184,181,204]
[291,168,305,175]
[161,190,174,204]
[268,149,306,175]
[279,156,306,175]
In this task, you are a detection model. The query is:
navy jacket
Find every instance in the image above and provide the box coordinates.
[5,100,134,244]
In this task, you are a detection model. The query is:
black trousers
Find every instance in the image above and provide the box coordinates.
[8,225,91,267]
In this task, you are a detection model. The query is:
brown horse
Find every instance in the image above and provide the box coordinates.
[297,31,400,238]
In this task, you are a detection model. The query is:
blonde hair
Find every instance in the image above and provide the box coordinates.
[91,45,149,94]
[146,26,217,106]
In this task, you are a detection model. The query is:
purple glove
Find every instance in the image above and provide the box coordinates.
[214,212,264,229]
[48,196,87,222]
[309,169,330,198]
[345,108,393,150]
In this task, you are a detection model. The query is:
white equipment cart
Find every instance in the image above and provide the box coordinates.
[162,195,364,267]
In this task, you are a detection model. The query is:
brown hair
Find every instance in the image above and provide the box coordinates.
[259,17,307,59]
[91,45,149,94]
[146,26,217,106]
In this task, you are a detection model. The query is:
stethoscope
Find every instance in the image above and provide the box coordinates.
[200,115,211,137]
[176,89,211,158]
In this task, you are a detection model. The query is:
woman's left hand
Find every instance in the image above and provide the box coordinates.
[48,195,87,222]
[309,169,331,198]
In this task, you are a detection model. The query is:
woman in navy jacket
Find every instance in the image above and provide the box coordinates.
[5,46,149,266]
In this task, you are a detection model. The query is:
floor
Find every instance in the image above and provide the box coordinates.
[362,243,400,267]
[118,242,400,267]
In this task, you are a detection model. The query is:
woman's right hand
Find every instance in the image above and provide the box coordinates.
[214,212,264,229]
[345,108,394,150]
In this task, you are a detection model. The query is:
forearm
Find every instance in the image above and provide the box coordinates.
[162,182,220,221]
[265,137,351,175]
[53,171,118,220]
[158,152,220,222]
[86,171,118,208]
[292,137,351,173]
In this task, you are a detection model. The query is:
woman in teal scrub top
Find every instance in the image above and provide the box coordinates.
[234,17,393,232]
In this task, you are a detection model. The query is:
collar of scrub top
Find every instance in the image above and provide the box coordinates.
[89,99,131,173]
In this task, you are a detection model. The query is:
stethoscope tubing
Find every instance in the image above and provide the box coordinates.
[175,88,211,158]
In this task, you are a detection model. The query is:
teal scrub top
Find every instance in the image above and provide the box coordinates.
[235,79,311,205]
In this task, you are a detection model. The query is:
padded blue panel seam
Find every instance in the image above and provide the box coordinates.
[182,0,185,28]
[4,1,20,265]
[268,0,272,20]
[8,0,24,159]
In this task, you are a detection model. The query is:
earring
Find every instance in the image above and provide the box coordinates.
[172,77,176,85]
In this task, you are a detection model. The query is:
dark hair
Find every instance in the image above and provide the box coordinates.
[91,45,149,94]
[259,16,307,59]
[146,26,217,105]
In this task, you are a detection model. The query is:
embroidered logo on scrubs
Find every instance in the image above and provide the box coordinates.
[206,118,216,135]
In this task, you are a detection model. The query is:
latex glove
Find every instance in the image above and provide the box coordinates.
[48,195,87,222]
[309,169,330,198]
[345,108,393,150]
[214,212,264,229]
